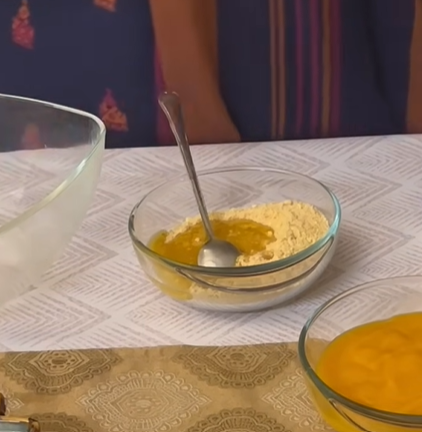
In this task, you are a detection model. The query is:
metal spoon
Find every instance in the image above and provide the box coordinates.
[158,92,240,267]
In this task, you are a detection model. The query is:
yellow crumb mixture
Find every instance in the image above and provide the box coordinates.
[149,201,329,267]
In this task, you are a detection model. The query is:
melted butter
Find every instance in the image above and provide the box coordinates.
[316,312,422,415]
[149,218,276,266]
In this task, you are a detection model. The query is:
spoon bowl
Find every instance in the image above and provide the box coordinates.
[198,238,240,267]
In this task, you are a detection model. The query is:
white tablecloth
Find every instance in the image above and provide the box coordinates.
[1,135,421,352]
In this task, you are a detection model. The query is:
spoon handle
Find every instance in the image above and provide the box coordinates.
[158,92,215,239]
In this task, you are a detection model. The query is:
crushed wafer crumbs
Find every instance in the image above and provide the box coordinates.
[165,200,329,267]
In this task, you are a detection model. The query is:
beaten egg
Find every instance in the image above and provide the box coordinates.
[317,312,422,415]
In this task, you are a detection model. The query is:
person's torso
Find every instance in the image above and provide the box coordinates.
[0,0,418,148]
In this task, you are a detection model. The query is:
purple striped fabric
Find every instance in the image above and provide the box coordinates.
[294,0,305,136]
[329,0,341,136]
[309,0,321,137]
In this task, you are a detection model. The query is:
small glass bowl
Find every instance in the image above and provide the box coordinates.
[298,275,422,432]
[129,166,341,312]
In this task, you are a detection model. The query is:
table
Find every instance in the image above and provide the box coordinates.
[1,134,421,352]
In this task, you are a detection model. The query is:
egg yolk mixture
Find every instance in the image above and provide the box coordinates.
[149,218,275,266]
[317,312,422,415]
[149,201,329,267]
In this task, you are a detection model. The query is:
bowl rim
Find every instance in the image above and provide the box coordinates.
[298,275,422,424]
[0,94,106,235]
[128,165,341,276]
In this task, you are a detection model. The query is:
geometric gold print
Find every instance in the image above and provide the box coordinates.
[187,408,288,432]
[173,345,295,389]
[78,370,210,432]
[0,350,121,394]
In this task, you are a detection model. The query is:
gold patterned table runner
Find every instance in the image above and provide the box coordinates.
[0,343,330,432]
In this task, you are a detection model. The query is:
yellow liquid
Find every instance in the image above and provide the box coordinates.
[317,312,422,415]
[149,218,275,266]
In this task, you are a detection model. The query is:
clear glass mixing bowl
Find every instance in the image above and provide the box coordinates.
[298,276,422,432]
[129,166,341,312]
[0,94,105,304]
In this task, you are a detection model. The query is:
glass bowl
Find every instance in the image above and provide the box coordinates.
[129,166,341,312]
[0,94,105,305]
[298,275,422,432]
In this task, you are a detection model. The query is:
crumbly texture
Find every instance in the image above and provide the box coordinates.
[166,201,329,267]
